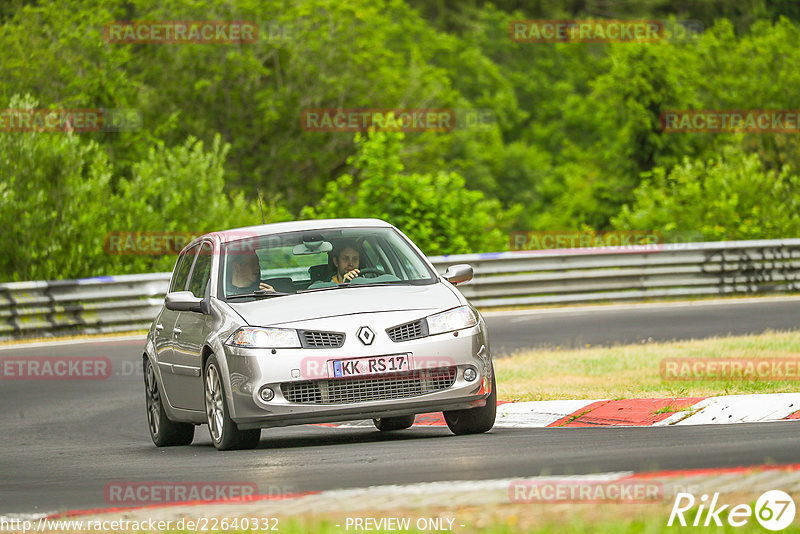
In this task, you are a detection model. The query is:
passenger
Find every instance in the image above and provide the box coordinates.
[330,239,361,283]
[228,252,274,295]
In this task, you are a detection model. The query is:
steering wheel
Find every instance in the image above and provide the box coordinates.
[356,267,387,279]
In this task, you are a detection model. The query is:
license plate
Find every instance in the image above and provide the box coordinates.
[330,354,411,377]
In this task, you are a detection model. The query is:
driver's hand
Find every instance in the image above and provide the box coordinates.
[259,282,275,292]
[343,269,360,282]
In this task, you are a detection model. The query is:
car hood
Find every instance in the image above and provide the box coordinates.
[228,283,461,326]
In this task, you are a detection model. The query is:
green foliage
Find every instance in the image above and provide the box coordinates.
[302,129,516,255]
[0,95,115,281]
[2,1,800,281]
[0,95,289,281]
[518,17,800,230]
[104,134,291,276]
[113,135,266,233]
[612,146,800,240]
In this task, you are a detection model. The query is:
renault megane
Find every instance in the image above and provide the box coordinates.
[143,218,495,450]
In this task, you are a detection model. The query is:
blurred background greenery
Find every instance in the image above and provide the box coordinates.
[1,0,799,281]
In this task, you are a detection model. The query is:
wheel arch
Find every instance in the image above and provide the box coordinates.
[202,344,215,372]
[201,340,241,420]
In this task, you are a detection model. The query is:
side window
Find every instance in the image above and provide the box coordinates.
[187,243,213,298]
[169,245,199,292]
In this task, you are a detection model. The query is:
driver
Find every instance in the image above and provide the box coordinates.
[330,239,361,283]
[228,252,274,295]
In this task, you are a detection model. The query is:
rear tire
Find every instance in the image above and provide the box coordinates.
[205,354,260,451]
[373,414,416,431]
[443,368,496,435]
[144,358,195,447]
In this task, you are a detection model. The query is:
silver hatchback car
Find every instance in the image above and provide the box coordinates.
[143,218,495,450]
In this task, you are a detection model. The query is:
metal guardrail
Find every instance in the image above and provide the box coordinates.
[440,239,800,307]
[1,239,799,340]
[0,273,170,340]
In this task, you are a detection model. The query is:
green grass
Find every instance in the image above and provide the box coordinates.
[652,405,694,415]
[495,330,800,401]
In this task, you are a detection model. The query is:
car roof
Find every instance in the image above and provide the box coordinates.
[198,218,394,246]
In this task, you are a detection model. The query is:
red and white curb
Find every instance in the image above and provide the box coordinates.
[319,393,800,428]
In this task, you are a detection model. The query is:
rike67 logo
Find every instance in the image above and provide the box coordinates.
[669,490,796,531]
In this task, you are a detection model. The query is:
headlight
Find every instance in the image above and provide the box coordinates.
[426,306,477,335]
[225,327,301,348]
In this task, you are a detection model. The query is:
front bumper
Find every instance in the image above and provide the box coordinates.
[221,324,492,429]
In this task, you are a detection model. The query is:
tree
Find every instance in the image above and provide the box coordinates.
[105,134,291,276]
[0,95,115,281]
[612,146,800,241]
[0,95,290,281]
[302,129,515,255]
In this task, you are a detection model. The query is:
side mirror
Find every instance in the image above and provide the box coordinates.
[165,291,205,313]
[442,264,473,285]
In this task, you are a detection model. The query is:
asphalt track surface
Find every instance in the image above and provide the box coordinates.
[1,297,799,514]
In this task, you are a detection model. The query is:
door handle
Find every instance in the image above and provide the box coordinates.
[173,328,182,336]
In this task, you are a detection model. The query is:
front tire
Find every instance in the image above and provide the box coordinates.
[373,414,415,431]
[443,369,496,435]
[205,355,261,451]
[144,358,194,447]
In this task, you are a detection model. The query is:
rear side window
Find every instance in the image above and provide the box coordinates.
[170,244,199,292]
[187,243,213,298]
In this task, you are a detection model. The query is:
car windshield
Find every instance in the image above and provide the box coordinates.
[221,227,436,300]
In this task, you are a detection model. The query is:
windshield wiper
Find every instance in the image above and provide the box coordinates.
[341,282,405,288]
[227,291,290,300]
[296,285,348,294]
[297,281,406,294]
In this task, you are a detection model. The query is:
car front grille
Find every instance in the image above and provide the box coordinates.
[280,367,457,404]
[300,330,345,348]
[386,320,427,342]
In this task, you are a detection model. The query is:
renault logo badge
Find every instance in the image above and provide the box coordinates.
[357,326,375,345]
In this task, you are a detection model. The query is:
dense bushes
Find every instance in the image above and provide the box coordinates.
[613,146,800,241]
[302,130,515,255]
[1,96,286,280]
[2,1,799,280]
